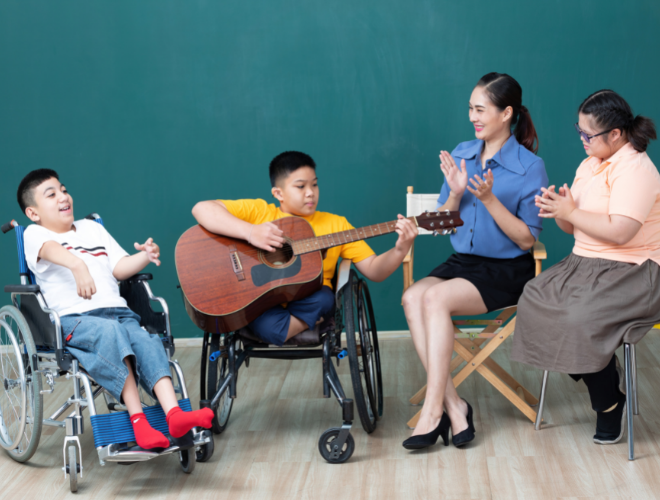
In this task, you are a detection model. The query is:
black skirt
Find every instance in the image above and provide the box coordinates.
[428,252,535,312]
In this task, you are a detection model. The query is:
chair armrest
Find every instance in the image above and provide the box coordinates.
[335,259,353,296]
[5,284,40,293]
[123,273,153,283]
[403,254,411,263]
[532,241,547,260]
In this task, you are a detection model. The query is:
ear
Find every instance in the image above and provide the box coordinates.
[271,186,284,203]
[25,206,40,223]
[502,106,513,123]
[610,128,623,143]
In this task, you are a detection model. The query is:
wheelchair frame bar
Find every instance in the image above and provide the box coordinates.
[139,280,173,347]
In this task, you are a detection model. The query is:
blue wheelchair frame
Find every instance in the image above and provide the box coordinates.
[0,214,212,492]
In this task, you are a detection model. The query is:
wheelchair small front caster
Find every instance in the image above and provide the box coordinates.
[195,430,215,463]
[318,427,355,464]
[65,444,81,492]
[179,448,196,474]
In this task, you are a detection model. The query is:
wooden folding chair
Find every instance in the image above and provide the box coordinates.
[403,186,546,428]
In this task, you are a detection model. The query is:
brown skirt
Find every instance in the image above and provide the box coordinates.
[511,253,660,374]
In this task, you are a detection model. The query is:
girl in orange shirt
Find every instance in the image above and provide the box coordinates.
[513,90,658,444]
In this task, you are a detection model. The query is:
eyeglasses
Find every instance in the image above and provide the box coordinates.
[574,123,616,144]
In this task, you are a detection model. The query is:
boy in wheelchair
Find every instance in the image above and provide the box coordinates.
[192,151,418,345]
[17,169,213,450]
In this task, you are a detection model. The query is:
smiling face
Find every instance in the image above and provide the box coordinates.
[469,86,513,142]
[271,166,319,217]
[577,112,624,160]
[25,177,75,233]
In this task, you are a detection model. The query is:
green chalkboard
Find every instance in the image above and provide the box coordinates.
[1,1,658,336]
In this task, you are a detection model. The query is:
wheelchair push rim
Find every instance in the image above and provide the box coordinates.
[343,271,382,433]
[205,334,234,434]
[0,305,43,461]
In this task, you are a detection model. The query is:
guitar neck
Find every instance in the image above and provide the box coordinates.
[291,216,415,255]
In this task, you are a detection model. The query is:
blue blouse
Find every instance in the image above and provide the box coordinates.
[437,135,548,259]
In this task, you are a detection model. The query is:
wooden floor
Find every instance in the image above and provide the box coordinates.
[3,332,660,500]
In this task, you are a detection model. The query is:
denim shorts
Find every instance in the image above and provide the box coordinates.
[248,286,335,346]
[60,307,171,401]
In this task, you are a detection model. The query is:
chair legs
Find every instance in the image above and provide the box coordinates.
[630,343,639,415]
[534,370,549,431]
[536,345,638,461]
[624,343,635,461]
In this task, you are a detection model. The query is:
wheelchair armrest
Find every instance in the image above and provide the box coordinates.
[123,273,153,283]
[5,284,40,293]
[335,259,353,297]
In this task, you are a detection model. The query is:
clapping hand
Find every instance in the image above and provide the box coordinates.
[467,169,495,202]
[439,151,468,196]
[535,184,576,219]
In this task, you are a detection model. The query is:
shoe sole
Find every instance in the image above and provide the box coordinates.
[593,401,626,445]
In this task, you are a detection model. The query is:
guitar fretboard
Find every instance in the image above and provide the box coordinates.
[291,216,416,255]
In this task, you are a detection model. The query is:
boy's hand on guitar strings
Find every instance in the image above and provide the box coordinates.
[394,214,418,253]
[135,238,161,266]
[249,222,285,252]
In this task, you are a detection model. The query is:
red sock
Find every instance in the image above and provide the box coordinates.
[166,406,214,438]
[131,413,170,450]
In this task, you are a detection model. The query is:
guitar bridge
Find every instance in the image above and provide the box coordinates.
[229,245,246,281]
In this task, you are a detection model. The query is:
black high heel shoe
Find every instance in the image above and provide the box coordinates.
[402,412,451,450]
[452,399,476,447]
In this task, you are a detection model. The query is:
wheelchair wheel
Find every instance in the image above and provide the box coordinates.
[0,305,43,463]
[318,428,354,464]
[179,448,196,473]
[195,430,214,463]
[342,272,380,433]
[206,335,234,434]
[66,444,79,492]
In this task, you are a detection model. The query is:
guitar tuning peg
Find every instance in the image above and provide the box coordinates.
[430,222,434,227]
[452,228,457,234]
[435,211,439,216]
[432,230,439,236]
[445,210,450,215]
[424,210,429,214]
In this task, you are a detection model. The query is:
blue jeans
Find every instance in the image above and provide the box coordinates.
[248,286,335,346]
[60,307,171,401]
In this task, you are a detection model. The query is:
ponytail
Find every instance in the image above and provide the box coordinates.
[477,72,539,154]
[578,90,657,152]
[628,115,657,153]
[514,105,539,154]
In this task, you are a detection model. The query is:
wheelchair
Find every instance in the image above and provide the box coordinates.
[193,259,383,464]
[0,214,213,493]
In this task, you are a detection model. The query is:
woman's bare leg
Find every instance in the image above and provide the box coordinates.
[402,277,444,371]
[412,278,486,436]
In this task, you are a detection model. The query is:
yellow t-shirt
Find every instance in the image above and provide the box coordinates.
[221,199,375,289]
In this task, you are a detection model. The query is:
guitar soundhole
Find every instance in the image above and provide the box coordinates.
[261,241,296,268]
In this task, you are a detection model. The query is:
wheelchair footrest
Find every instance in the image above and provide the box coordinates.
[90,398,192,449]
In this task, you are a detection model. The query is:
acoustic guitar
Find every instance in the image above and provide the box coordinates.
[176,211,463,333]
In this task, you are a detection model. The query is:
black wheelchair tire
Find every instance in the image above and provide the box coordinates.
[357,280,383,419]
[206,335,234,434]
[195,430,215,462]
[342,271,378,434]
[179,448,196,474]
[318,428,355,464]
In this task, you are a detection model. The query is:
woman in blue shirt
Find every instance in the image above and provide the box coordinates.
[402,73,548,451]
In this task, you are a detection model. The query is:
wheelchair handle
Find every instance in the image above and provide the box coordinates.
[2,220,17,234]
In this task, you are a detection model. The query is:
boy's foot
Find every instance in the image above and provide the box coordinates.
[166,406,214,438]
[131,413,170,450]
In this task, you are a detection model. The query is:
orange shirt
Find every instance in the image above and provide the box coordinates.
[571,142,660,265]
[220,199,375,289]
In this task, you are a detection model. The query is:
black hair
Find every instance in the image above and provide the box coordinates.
[578,90,657,152]
[269,151,316,187]
[476,72,539,153]
[17,169,60,213]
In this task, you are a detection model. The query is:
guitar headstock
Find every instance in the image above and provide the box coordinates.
[415,210,464,236]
